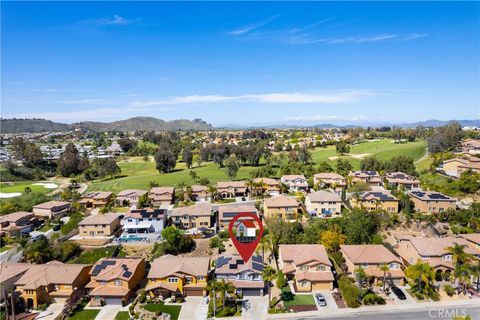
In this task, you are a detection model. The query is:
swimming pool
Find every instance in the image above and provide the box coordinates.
[118,234,147,242]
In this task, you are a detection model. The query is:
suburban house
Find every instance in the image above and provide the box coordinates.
[349,190,399,212]
[305,190,342,217]
[190,185,210,202]
[443,156,480,177]
[348,171,383,188]
[87,258,146,306]
[218,203,258,229]
[74,213,121,246]
[116,189,148,207]
[215,255,265,296]
[279,244,334,291]
[409,190,457,214]
[0,263,31,303]
[235,220,258,242]
[170,203,212,229]
[280,175,308,192]
[340,245,405,287]
[79,191,113,209]
[32,200,70,220]
[385,172,420,190]
[146,255,210,297]
[313,172,347,194]
[253,177,281,196]
[216,181,248,199]
[149,187,175,206]
[0,211,37,237]
[11,261,91,308]
[120,208,166,241]
[397,236,480,273]
[459,233,480,249]
[263,196,299,220]
[459,139,480,155]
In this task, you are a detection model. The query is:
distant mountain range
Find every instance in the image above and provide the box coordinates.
[0,117,478,134]
[0,117,213,134]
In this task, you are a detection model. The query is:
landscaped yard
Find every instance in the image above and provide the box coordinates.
[85,140,427,193]
[115,311,130,320]
[143,302,182,320]
[68,246,125,264]
[281,287,316,307]
[67,309,100,320]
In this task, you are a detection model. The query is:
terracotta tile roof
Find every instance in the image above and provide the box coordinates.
[355,190,399,202]
[148,255,210,279]
[385,172,420,185]
[218,204,257,221]
[216,181,247,188]
[364,268,405,279]
[150,187,175,194]
[227,279,264,289]
[116,189,147,197]
[0,211,33,224]
[253,178,279,186]
[82,191,113,200]
[90,258,144,282]
[281,175,306,181]
[307,190,342,202]
[89,284,130,297]
[264,196,298,208]
[191,185,208,192]
[32,200,70,210]
[78,213,120,226]
[170,203,212,217]
[400,236,479,256]
[0,263,31,283]
[279,244,332,266]
[459,233,480,245]
[314,173,346,181]
[145,281,178,292]
[340,245,401,264]
[296,271,334,282]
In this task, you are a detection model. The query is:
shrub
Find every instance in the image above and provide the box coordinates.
[362,293,386,305]
[338,275,361,308]
[139,291,147,303]
[444,284,455,297]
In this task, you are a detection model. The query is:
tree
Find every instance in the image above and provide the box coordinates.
[193,154,202,167]
[216,279,236,307]
[336,141,350,155]
[101,158,121,178]
[23,144,44,168]
[154,144,177,173]
[354,267,367,288]
[384,156,416,176]
[137,193,153,208]
[189,170,199,182]
[380,264,390,291]
[11,137,26,160]
[224,154,239,180]
[427,122,462,153]
[318,161,333,173]
[342,209,380,244]
[360,156,383,172]
[23,237,53,263]
[57,143,81,177]
[276,270,287,289]
[446,243,474,294]
[182,147,193,169]
[297,147,312,164]
[262,266,277,306]
[118,138,137,152]
[457,170,480,193]
[161,226,195,254]
[320,225,346,252]
[336,159,353,177]
[405,260,437,298]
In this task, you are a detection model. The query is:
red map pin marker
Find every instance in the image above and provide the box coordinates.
[228,212,264,263]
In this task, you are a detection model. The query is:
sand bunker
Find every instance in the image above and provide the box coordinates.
[0,192,22,198]
[33,183,58,189]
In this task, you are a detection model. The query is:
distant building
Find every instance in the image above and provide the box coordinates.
[348,171,383,188]
[0,211,37,237]
[217,204,258,229]
[253,178,280,196]
[32,200,70,219]
[121,208,166,241]
[409,190,457,214]
[79,191,113,209]
[313,172,347,194]
[443,155,480,177]
[280,175,308,193]
[190,185,210,202]
[305,190,342,217]
[263,196,299,220]
[116,190,148,207]
[216,181,248,199]
[385,172,420,190]
[170,203,212,229]
[350,190,399,212]
[149,187,175,206]
[74,213,121,246]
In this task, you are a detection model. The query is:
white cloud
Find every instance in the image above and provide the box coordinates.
[130,90,375,107]
[282,114,367,122]
[54,98,106,104]
[82,15,140,26]
[401,33,429,41]
[228,15,279,36]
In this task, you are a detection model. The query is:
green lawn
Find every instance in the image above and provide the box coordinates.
[144,302,181,320]
[115,311,130,320]
[281,286,316,307]
[68,246,123,264]
[0,245,11,253]
[67,309,100,320]
[0,181,53,195]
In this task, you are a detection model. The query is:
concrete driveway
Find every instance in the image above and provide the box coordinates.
[389,286,417,305]
[35,303,64,320]
[242,296,268,320]
[94,305,123,320]
[179,297,208,320]
[312,290,339,312]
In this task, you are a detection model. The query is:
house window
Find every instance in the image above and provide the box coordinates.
[361,263,368,268]
[185,276,192,284]
[197,276,205,281]
[316,265,325,271]
[443,255,452,261]
[168,277,178,283]
[300,280,308,287]
[128,219,132,222]
[115,280,122,286]
[299,265,308,271]
[102,225,106,228]
[54,284,59,290]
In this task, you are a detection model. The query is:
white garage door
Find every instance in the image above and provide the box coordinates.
[105,298,123,305]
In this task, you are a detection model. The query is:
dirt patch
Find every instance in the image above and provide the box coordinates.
[288,305,317,312]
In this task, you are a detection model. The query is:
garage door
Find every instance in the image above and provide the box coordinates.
[242,289,262,296]
[185,288,203,296]
[312,282,333,290]
[105,298,123,305]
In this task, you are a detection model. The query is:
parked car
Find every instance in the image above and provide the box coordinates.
[390,286,406,300]
[315,294,327,307]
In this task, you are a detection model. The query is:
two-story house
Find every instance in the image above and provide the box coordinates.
[216,181,248,199]
[0,211,37,237]
[443,156,480,177]
[408,190,457,214]
[87,258,146,306]
[170,203,212,229]
[280,175,308,193]
[313,173,347,194]
[348,171,383,188]
[253,178,280,197]
[12,261,91,308]
[340,244,405,287]
[263,196,299,220]
[385,172,420,190]
[32,200,70,220]
[279,245,334,291]
[349,190,399,213]
[190,185,210,202]
[397,236,480,273]
[74,213,121,246]
[120,208,166,241]
[149,187,175,207]
[79,191,113,209]
[146,255,210,297]
[218,204,258,229]
[306,190,342,217]
[116,189,148,207]
[215,255,265,296]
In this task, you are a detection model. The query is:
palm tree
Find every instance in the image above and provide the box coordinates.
[454,264,473,295]
[208,185,218,201]
[471,259,480,292]
[262,266,277,307]
[206,279,222,315]
[380,264,390,291]
[217,279,236,307]
[447,243,474,294]
[405,260,436,296]
[447,243,473,265]
[354,267,367,289]
[255,234,273,263]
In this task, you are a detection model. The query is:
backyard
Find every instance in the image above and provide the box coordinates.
[143,302,182,320]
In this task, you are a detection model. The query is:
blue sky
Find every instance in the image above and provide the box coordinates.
[2,1,479,126]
